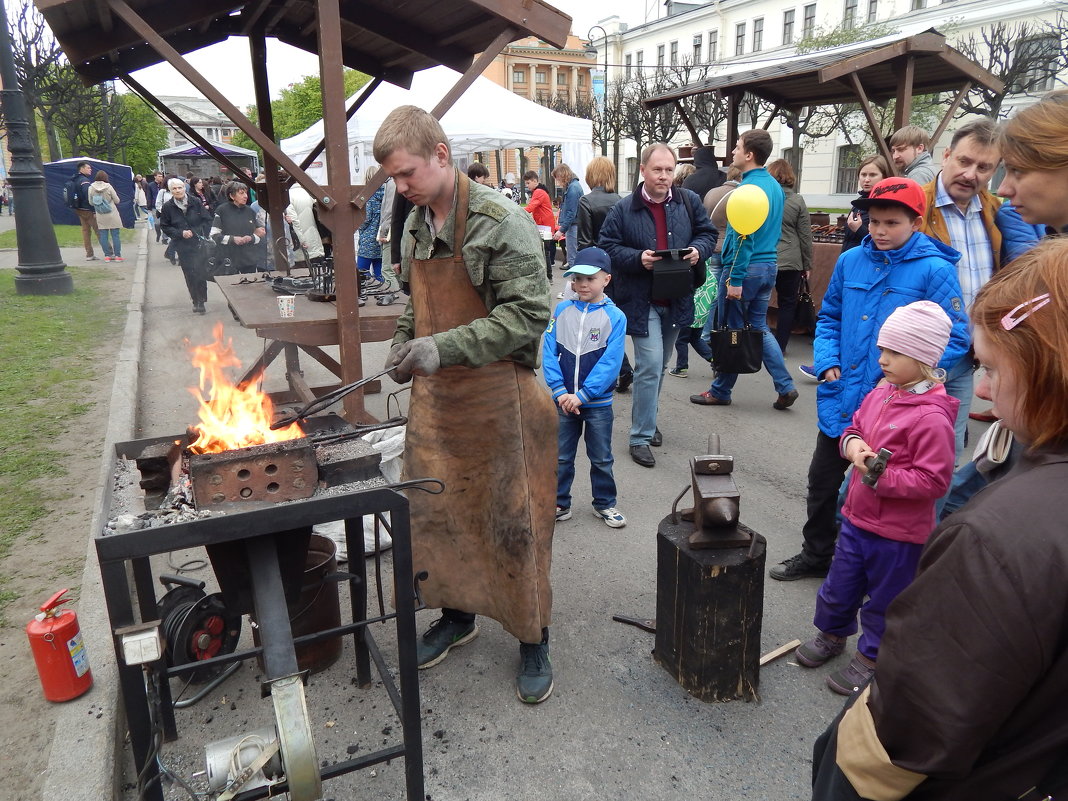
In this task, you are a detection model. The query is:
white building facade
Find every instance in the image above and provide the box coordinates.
[593,0,1067,206]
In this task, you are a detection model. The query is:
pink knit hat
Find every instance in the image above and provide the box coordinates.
[877,300,952,367]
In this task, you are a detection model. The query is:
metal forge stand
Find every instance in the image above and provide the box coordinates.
[97,437,425,801]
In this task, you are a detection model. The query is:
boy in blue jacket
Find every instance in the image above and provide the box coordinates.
[770,177,970,581]
[543,247,628,528]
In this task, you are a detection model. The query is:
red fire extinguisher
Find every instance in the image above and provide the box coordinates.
[26,588,93,702]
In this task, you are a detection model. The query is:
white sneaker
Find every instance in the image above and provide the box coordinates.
[593,507,626,528]
[555,506,572,522]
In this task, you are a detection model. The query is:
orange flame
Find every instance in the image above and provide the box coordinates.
[187,323,303,453]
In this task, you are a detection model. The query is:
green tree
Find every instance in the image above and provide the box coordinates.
[230,69,370,158]
[116,93,168,174]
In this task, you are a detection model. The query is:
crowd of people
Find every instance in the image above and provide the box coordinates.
[374,90,1068,800]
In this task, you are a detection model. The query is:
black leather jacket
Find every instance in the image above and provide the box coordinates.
[578,188,622,250]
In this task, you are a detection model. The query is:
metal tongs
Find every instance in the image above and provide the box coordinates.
[270,367,396,430]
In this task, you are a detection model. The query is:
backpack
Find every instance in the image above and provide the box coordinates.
[64,177,79,208]
[90,191,113,214]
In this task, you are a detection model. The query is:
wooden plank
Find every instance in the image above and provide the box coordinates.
[849,72,896,170]
[930,82,972,146]
[759,639,802,666]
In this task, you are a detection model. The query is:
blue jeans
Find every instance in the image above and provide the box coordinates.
[630,305,679,446]
[674,325,713,370]
[709,262,794,400]
[557,404,616,510]
[97,228,121,258]
[942,355,974,461]
[565,225,577,267]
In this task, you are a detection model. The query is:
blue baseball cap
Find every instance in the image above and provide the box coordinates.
[564,247,611,277]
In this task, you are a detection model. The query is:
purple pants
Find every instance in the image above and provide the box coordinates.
[813,518,924,661]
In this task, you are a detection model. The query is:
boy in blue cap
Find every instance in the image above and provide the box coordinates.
[543,247,629,527]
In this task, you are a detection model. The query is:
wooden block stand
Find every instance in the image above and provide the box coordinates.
[654,515,766,702]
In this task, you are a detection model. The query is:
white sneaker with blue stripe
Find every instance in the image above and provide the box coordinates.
[593,507,626,528]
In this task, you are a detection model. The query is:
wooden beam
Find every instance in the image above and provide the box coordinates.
[249,30,289,275]
[334,4,478,74]
[819,39,910,83]
[930,81,972,145]
[935,48,1005,94]
[430,27,517,118]
[104,0,330,208]
[121,74,253,179]
[761,105,781,130]
[849,72,895,171]
[240,0,274,34]
[464,0,571,48]
[674,101,703,147]
[893,56,915,131]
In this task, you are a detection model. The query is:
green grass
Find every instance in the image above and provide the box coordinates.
[0,267,124,624]
[0,223,138,249]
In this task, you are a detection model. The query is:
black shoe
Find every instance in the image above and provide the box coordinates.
[773,389,799,410]
[516,641,553,704]
[616,372,633,393]
[630,444,655,468]
[192,302,206,315]
[416,616,479,669]
[650,428,663,447]
[769,553,830,581]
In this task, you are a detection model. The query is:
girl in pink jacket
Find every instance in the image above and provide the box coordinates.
[795,300,959,695]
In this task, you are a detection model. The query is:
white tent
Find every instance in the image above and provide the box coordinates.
[280,66,594,186]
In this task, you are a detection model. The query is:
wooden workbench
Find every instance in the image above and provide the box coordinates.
[216,276,403,404]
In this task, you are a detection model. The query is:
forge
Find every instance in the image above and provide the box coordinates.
[98,410,428,801]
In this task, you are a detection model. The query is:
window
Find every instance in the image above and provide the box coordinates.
[843,0,858,29]
[1013,35,1059,93]
[578,73,586,86]
[836,144,862,194]
[657,44,665,67]
[637,50,644,69]
[557,72,567,85]
[802,4,817,37]
[753,18,764,51]
[536,70,547,83]
[693,33,703,63]
[625,53,633,77]
[709,30,719,62]
[512,70,526,83]
[910,0,926,9]
[783,9,795,44]
[627,157,639,190]
[670,40,678,65]
[735,22,746,56]
[867,0,878,23]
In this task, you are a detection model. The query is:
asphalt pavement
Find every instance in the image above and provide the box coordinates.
[36,222,982,801]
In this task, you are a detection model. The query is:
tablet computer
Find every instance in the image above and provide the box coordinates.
[651,248,692,259]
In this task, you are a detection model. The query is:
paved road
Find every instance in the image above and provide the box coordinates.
[104,235,979,800]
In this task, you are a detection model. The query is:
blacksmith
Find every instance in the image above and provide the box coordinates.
[374,105,557,704]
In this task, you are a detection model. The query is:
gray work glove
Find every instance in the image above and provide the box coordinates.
[385,337,440,383]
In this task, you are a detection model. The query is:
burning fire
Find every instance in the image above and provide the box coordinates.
[187,323,304,453]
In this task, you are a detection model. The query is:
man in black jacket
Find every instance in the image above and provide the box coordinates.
[682,146,725,200]
[70,161,99,260]
[160,178,213,314]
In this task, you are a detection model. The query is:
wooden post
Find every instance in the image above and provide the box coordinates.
[654,515,765,702]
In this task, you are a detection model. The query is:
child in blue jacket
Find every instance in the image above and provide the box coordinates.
[770,177,970,581]
[543,247,628,528]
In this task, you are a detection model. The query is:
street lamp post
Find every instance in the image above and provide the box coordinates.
[585,25,609,157]
[0,0,72,295]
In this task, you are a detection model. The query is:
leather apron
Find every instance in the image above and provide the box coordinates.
[402,178,557,643]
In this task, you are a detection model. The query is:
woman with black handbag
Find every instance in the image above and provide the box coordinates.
[160,177,213,315]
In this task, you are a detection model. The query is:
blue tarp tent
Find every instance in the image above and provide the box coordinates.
[43,157,136,228]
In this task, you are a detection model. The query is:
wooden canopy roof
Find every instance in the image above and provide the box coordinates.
[645,30,1003,112]
[35,0,571,88]
[643,30,1004,173]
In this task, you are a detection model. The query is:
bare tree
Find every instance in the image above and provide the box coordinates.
[953,17,1068,118]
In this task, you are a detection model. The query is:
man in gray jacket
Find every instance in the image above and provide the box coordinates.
[890,125,937,184]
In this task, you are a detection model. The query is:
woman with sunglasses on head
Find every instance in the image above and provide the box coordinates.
[811,236,1068,801]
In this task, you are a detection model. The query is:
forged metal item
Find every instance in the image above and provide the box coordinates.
[269,368,397,430]
[189,437,317,508]
[862,448,892,487]
[272,675,321,801]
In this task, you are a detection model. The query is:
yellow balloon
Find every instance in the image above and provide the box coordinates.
[725,184,770,236]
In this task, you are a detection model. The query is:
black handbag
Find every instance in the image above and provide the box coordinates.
[710,299,763,374]
[651,249,694,300]
[795,274,817,332]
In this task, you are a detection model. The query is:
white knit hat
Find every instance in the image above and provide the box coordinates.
[877,300,952,367]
